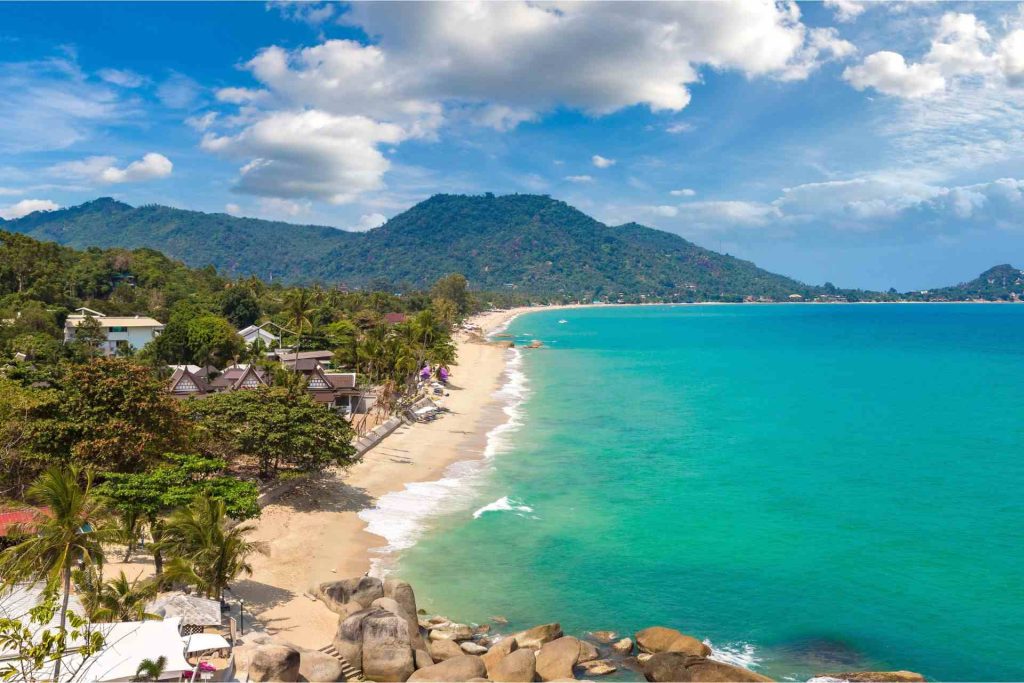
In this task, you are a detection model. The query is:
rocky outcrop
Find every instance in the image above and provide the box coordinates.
[382,579,426,649]
[334,607,415,682]
[489,648,537,683]
[428,638,464,662]
[298,650,345,682]
[611,637,634,655]
[407,655,487,682]
[642,652,773,682]
[481,637,518,677]
[513,622,563,649]
[414,649,434,670]
[248,643,302,682]
[428,623,474,641]
[636,626,711,657]
[589,631,618,643]
[536,636,581,681]
[815,672,925,682]
[578,659,617,676]
[578,640,600,663]
[460,641,488,655]
[319,577,385,615]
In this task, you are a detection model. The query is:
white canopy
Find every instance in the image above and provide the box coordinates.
[79,618,192,682]
[183,632,231,654]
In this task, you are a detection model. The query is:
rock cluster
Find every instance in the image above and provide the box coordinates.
[241,576,923,683]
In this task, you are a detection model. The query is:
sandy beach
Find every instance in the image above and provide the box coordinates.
[230,307,539,648]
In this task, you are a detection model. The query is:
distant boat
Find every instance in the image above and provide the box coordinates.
[558,319,568,324]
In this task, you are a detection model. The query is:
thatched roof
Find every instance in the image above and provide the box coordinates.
[147,591,221,626]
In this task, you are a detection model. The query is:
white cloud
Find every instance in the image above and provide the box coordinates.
[675,200,782,230]
[271,1,336,25]
[186,112,218,131]
[203,1,854,203]
[824,0,866,23]
[202,110,405,204]
[225,203,242,216]
[97,68,147,88]
[50,153,173,184]
[665,121,695,134]
[843,51,946,98]
[348,212,387,232]
[926,13,994,78]
[999,30,1024,85]
[0,198,59,220]
[0,187,23,197]
[256,197,311,219]
[157,72,203,109]
[592,155,616,169]
[100,153,173,183]
[670,188,697,197]
[648,205,679,217]
[565,175,594,183]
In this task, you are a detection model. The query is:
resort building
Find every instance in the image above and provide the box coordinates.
[63,308,164,355]
[237,321,291,348]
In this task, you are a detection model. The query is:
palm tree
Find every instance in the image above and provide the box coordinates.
[282,289,314,355]
[132,656,167,682]
[79,570,159,622]
[0,466,112,681]
[159,493,265,600]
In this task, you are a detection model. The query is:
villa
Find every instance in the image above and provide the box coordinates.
[237,321,291,348]
[63,308,164,355]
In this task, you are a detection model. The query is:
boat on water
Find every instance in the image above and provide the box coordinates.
[558,319,568,324]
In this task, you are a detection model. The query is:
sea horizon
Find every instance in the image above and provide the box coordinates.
[367,303,1024,682]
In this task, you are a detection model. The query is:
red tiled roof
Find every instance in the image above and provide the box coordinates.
[0,509,44,537]
[384,312,407,324]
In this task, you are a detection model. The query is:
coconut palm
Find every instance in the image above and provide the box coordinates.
[282,289,314,354]
[132,656,167,682]
[78,570,159,622]
[159,492,265,600]
[0,466,112,681]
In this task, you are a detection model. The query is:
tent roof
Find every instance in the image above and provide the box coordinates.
[147,592,221,626]
[81,618,192,682]
[183,632,231,654]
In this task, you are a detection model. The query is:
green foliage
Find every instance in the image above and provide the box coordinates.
[186,387,359,478]
[72,568,160,623]
[159,492,266,599]
[132,656,168,682]
[0,377,56,499]
[219,286,261,328]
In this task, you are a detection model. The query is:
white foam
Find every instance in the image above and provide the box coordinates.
[472,495,534,519]
[706,640,761,670]
[358,347,530,576]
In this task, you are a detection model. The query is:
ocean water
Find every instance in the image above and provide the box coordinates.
[377,305,1024,681]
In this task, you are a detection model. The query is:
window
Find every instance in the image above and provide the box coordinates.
[108,326,128,333]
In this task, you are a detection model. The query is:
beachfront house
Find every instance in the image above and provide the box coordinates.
[63,308,164,355]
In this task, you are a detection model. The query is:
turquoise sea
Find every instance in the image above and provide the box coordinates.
[381,305,1024,681]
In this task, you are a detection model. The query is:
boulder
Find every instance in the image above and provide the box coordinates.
[611,638,634,655]
[491,615,509,625]
[460,641,488,655]
[578,640,600,663]
[643,652,773,682]
[428,616,449,625]
[536,636,581,681]
[429,638,465,662]
[636,627,711,657]
[415,649,434,670]
[578,659,617,676]
[815,673,925,682]
[318,577,385,613]
[299,650,345,682]
[589,631,618,644]
[490,648,537,683]
[429,623,474,641]
[513,622,564,650]
[248,644,301,682]
[373,596,426,650]
[407,655,487,682]
[383,579,425,648]
[333,607,416,682]
[481,637,518,677]
[361,609,416,682]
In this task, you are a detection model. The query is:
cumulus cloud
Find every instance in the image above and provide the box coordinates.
[675,200,782,230]
[202,110,405,204]
[348,212,387,232]
[203,1,854,203]
[592,155,616,169]
[670,188,697,197]
[844,51,946,98]
[50,153,173,184]
[0,198,59,220]
[999,30,1024,85]
[824,0,866,23]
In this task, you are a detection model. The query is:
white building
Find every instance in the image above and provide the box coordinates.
[63,308,164,355]
[237,321,291,348]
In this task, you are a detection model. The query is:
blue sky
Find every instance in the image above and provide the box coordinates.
[2,1,1023,290]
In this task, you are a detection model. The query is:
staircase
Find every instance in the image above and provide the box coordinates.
[318,644,367,682]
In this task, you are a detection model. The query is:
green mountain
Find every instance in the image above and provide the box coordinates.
[921,264,1024,301]
[3,194,815,300]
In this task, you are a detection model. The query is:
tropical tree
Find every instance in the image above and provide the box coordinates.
[0,466,113,682]
[132,656,167,682]
[282,288,314,354]
[73,568,159,622]
[159,493,266,600]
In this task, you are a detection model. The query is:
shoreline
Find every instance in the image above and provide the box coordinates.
[235,308,533,648]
